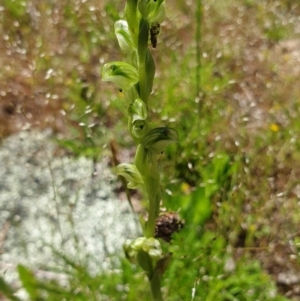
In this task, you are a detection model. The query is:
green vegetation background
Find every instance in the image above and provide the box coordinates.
[1,0,300,300]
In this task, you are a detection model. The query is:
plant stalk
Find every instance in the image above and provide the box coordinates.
[196,0,203,118]
[150,273,163,301]
[144,177,161,237]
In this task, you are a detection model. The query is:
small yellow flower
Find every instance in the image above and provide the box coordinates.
[269,123,280,132]
[181,182,191,195]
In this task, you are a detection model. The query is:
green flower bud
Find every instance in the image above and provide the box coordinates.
[142,237,162,261]
[123,239,138,264]
[138,0,166,23]
[132,237,147,249]
[142,127,178,154]
[123,237,146,264]
[102,62,138,91]
[123,237,162,267]
[129,99,148,122]
[147,0,165,23]
[114,20,135,54]
[132,120,150,139]
[128,100,149,140]
[116,163,144,189]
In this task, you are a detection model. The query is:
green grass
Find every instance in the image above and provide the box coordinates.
[1,0,300,300]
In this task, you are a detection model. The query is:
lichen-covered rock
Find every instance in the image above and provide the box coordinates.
[0,130,141,286]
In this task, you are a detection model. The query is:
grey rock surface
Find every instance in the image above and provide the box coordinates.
[0,130,141,287]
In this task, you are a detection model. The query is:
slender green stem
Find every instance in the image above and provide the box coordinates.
[135,146,161,237]
[195,0,203,118]
[150,272,163,301]
[144,177,161,237]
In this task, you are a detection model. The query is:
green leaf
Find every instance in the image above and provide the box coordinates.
[102,62,139,90]
[17,264,41,300]
[137,250,153,275]
[154,253,172,278]
[0,277,21,301]
[114,20,135,53]
[185,187,212,225]
[124,0,139,45]
[138,18,149,64]
[116,163,144,189]
[142,127,178,154]
[137,0,148,19]
[144,50,155,97]
[146,150,160,178]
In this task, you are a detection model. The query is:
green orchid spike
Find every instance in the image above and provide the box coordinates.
[116,163,144,189]
[102,62,138,91]
[142,127,178,154]
[115,20,135,54]
[103,0,179,298]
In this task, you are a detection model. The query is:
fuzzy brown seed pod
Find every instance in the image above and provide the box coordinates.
[154,212,184,242]
[150,22,160,48]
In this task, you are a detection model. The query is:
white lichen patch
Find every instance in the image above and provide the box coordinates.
[0,130,141,286]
